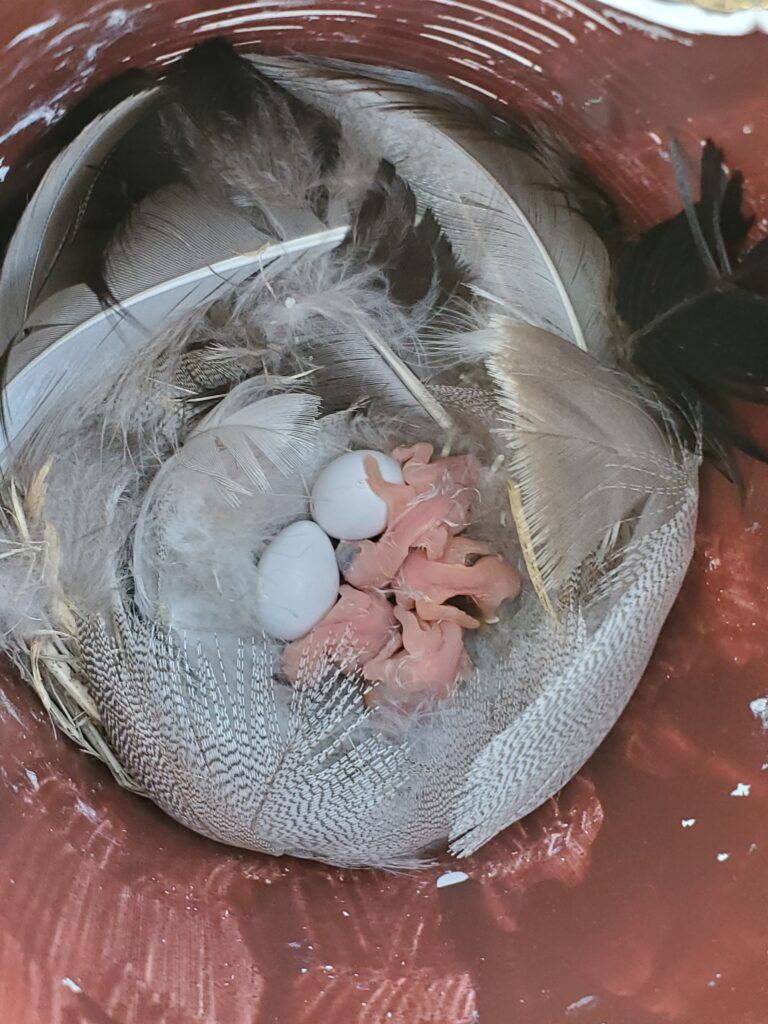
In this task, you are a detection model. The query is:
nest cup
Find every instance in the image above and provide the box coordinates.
[1,4,767,1022]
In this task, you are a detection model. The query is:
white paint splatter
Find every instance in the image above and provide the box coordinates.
[566,994,599,1015]
[750,697,768,729]
[74,798,98,823]
[730,783,751,798]
[681,817,696,828]
[106,9,130,28]
[6,16,61,49]
[61,977,82,993]
[447,76,502,102]
[716,852,730,862]
[604,10,692,43]
[0,688,23,724]
[46,23,89,50]
[436,870,469,888]
[189,8,376,33]
[601,0,768,35]
[0,104,63,146]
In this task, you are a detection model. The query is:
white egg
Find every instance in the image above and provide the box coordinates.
[254,521,339,641]
[310,450,404,540]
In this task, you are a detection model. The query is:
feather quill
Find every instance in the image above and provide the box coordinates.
[0,228,348,458]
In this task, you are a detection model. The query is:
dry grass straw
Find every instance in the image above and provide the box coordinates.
[5,462,143,795]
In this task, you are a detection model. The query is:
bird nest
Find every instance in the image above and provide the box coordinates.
[1,465,142,793]
[3,39,763,867]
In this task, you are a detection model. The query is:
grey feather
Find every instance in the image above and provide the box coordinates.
[450,476,697,856]
[0,228,348,457]
[485,317,690,610]
[103,183,272,300]
[249,57,612,356]
[0,89,160,356]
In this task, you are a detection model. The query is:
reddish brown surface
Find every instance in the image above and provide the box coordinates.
[1,3,768,1023]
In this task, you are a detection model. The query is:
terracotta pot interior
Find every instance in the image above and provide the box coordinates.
[1,4,767,1023]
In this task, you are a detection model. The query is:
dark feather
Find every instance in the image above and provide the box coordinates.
[165,39,341,221]
[343,159,467,308]
[617,139,768,479]
[0,69,158,260]
[289,54,620,248]
[56,41,344,305]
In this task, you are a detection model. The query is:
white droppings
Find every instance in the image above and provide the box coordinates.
[436,870,469,888]
[566,994,599,1014]
[730,782,751,797]
[61,978,82,993]
[74,798,98,823]
[743,125,754,135]
[341,910,350,917]
[681,817,696,828]
[716,852,730,862]
[750,697,768,729]
[24,768,39,791]
[6,16,61,49]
